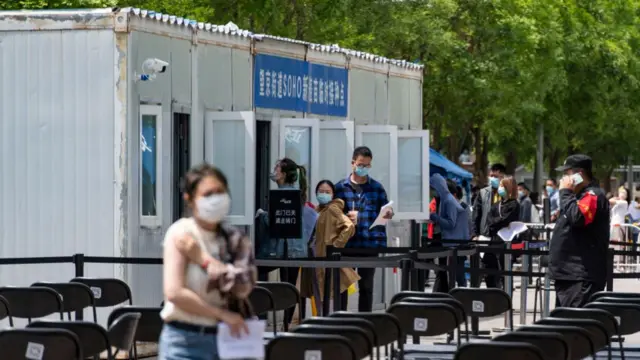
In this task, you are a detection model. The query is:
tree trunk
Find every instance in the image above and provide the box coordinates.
[549,148,561,180]
[474,127,489,186]
[505,151,517,175]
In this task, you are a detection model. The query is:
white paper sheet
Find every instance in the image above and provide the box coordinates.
[217,319,266,359]
[497,221,529,242]
[369,201,394,230]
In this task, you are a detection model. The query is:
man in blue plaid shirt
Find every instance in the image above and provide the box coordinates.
[334,146,393,311]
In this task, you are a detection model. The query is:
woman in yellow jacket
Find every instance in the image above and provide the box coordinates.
[301,180,360,312]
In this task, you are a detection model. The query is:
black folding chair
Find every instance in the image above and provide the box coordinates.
[32,281,97,322]
[293,324,372,359]
[0,286,64,323]
[106,311,141,359]
[0,328,83,360]
[109,306,162,360]
[301,316,377,354]
[249,286,277,337]
[450,288,513,332]
[586,301,640,353]
[454,341,545,360]
[331,311,402,360]
[535,317,608,358]
[493,331,568,360]
[400,296,469,343]
[0,295,13,327]
[518,324,593,360]
[551,307,622,359]
[389,291,455,304]
[27,320,112,359]
[70,278,133,309]
[266,333,356,360]
[387,302,460,359]
[257,281,300,331]
[589,291,640,303]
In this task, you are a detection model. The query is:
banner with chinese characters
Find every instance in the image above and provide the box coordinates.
[253,54,349,117]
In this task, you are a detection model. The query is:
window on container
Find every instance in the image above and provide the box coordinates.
[279,118,320,204]
[355,125,398,206]
[396,130,430,220]
[320,120,354,184]
[140,104,163,227]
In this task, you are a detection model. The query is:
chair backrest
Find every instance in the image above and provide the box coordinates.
[454,341,545,360]
[108,306,163,343]
[301,317,376,349]
[550,307,619,338]
[589,291,640,303]
[387,302,459,337]
[31,282,96,318]
[450,288,512,318]
[70,277,132,307]
[585,301,640,335]
[330,311,402,347]
[536,317,609,352]
[107,312,141,351]
[400,296,466,325]
[518,324,593,360]
[266,333,356,360]
[0,295,12,325]
[0,286,63,320]
[389,291,453,304]
[0,328,83,360]
[257,281,299,311]
[27,320,110,358]
[293,324,371,359]
[592,296,640,306]
[249,286,275,315]
[493,331,568,360]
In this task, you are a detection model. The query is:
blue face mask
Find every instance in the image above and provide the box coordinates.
[498,187,507,198]
[546,186,555,195]
[354,166,370,177]
[489,177,500,189]
[317,193,332,205]
[518,190,525,199]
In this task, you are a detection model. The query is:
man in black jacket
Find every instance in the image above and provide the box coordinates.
[549,154,610,307]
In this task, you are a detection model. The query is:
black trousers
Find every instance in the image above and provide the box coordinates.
[482,253,505,288]
[555,280,604,308]
[279,267,299,324]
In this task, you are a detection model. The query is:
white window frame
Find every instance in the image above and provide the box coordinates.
[396,130,430,220]
[204,111,256,225]
[355,125,398,212]
[140,104,163,228]
[279,118,320,204]
[320,120,355,178]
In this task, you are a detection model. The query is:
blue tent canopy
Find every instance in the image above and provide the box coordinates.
[429,148,473,183]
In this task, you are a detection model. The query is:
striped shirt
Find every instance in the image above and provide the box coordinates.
[334,176,389,248]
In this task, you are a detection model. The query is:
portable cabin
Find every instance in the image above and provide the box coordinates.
[0,7,428,312]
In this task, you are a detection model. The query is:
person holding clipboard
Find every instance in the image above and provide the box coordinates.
[334,146,393,312]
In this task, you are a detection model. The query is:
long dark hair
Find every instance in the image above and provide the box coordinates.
[278,158,308,201]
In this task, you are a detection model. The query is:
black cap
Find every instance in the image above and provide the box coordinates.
[555,154,592,172]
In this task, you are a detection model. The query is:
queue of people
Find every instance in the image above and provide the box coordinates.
[156,150,613,359]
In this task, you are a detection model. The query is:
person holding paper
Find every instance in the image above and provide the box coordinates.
[159,164,257,360]
[428,175,470,291]
[472,163,506,239]
[334,146,393,312]
[483,176,520,289]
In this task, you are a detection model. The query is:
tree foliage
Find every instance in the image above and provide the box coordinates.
[3,0,640,187]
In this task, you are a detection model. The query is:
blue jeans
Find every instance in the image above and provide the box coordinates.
[159,323,219,360]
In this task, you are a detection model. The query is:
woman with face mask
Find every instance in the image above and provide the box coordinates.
[159,164,257,360]
[256,158,318,325]
[482,176,520,289]
[300,180,359,312]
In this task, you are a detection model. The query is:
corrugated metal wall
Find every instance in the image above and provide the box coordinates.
[0,29,117,325]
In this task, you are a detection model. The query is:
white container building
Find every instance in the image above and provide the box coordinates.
[0,7,429,315]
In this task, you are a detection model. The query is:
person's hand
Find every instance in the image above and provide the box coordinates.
[383,210,394,220]
[559,175,574,190]
[347,210,358,224]
[472,236,479,241]
[429,213,438,223]
[255,208,266,218]
[220,310,249,337]
[205,259,228,281]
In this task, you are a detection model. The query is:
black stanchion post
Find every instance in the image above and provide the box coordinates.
[331,252,342,314]
[72,253,85,320]
[606,248,615,291]
[400,258,413,291]
[409,250,419,291]
[469,251,480,336]
[281,239,289,283]
[410,221,426,291]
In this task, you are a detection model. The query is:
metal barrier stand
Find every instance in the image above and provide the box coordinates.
[519,241,529,325]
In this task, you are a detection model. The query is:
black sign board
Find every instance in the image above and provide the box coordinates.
[268,189,302,239]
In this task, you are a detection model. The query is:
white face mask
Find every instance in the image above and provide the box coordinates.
[195,193,231,223]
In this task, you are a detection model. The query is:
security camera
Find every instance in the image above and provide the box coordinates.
[143,58,169,74]
[135,58,169,82]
